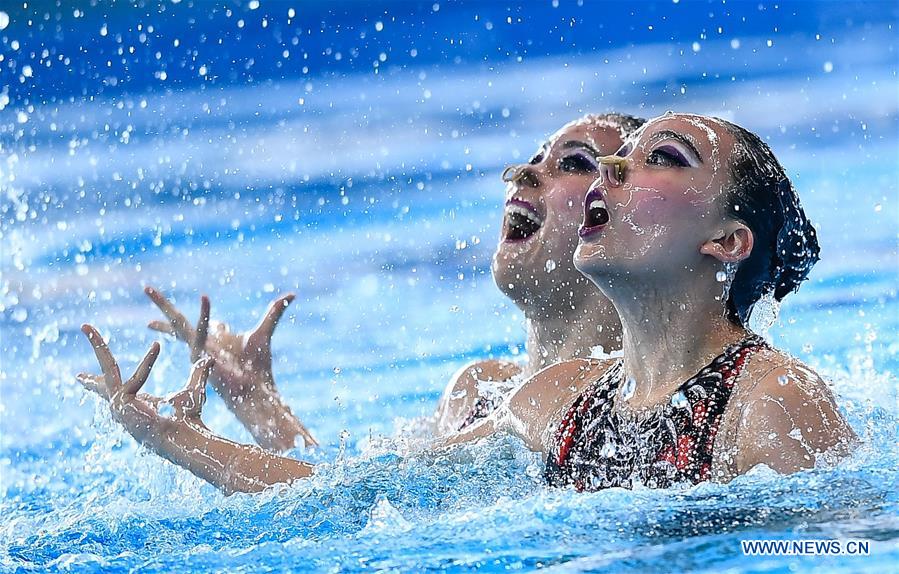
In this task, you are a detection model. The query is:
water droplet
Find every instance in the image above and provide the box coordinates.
[600,442,616,457]
[333,366,342,375]
[621,377,636,401]
[670,391,688,409]
[544,259,556,273]
[716,271,727,282]
[777,375,789,386]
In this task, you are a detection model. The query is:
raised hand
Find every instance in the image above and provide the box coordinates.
[144,286,318,451]
[77,324,214,447]
[77,324,314,494]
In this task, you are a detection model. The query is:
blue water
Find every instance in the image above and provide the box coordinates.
[1,1,897,572]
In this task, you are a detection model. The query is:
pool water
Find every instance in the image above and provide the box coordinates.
[1,2,897,572]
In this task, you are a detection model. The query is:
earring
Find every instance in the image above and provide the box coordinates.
[719,261,738,303]
[724,261,737,282]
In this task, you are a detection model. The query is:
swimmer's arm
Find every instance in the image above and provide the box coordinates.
[79,325,312,495]
[145,287,317,452]
[439,359,610,453]
[433,360,522,435]
[733,364,857,475]
[146,411,313,495]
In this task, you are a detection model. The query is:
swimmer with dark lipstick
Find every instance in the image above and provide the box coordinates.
[77,112,853,495]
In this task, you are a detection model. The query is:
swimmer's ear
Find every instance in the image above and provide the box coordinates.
[700,222,753,263]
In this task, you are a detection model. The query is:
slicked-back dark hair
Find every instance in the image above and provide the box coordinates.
[718,119,820,325]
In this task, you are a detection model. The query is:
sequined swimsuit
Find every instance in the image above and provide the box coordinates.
[544,336,766,491]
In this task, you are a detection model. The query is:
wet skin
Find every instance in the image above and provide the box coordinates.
[574,114,742,282]
[435,116,629,433]
[450,113,855,480]
[493,116,628,313]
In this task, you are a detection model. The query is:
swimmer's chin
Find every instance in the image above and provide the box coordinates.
[573,243,609,273]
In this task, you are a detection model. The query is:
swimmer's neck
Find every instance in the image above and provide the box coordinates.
[607,269,748,408]
[522,289,621,377]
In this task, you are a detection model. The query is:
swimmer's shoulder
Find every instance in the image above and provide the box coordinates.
[727,345,857,475]
[453,359,523,384]
[504,357,618,450]
[434,359,524,435]
[440,359,523,407]
[737,346,836,413]
[512,358,615,407]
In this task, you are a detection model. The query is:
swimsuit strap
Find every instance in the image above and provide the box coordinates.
[549,360,623,476]
[657,334,767,482]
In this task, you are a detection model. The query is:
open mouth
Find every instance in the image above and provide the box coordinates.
[579,187,610,238]
[503,198,544,242]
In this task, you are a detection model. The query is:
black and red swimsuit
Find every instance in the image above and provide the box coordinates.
[544,336,766,491]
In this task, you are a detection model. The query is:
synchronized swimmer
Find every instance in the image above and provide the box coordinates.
[78,112,856,494]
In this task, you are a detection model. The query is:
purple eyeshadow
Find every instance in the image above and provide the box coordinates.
[656,144,690,166]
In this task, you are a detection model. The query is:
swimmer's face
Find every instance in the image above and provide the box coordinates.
[493,118,626,311]
[574,114,745,284]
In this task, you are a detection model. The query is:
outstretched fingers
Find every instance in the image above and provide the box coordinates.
[173,356,215,419]
[76,372,108,399]
[144,286,195,342]
[81,324,123,393]
[147,320,176,336]
[246,293,295,356]
[192,295,211,362]
[122,342,161,396]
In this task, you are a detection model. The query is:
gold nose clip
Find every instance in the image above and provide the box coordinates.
[599,155,627,182]
[501,165,525,183]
